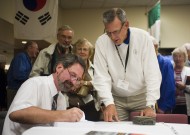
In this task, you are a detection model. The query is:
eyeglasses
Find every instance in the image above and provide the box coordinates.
[77,48,89,52]
[173,55,185,60]
[105,23,124,37]
[67,68,81,83]
[59,34,73,41]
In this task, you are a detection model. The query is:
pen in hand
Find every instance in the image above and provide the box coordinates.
[77,102,80,108]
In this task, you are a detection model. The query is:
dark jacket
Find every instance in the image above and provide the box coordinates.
[7,52,32,90]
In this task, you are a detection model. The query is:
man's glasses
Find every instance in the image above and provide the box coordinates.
[67,68,81,83]
[105,23,125,37]
[59,34,72,41]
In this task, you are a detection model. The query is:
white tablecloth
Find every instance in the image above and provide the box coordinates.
[23,121,190,135]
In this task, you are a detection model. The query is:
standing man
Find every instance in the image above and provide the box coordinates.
[151,36,175,114]
[3,54,86,135]
[7,41,39,108]
[93,8,161,121]
[30,25,74,77]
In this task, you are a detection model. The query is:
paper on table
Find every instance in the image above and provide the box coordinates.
[54,121,94,132]
[54,112,94,129]
[80,111,86,122]
[54,121,178,135]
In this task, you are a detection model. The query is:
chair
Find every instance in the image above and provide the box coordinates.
[129,111,188,124]
[0,111,7,134]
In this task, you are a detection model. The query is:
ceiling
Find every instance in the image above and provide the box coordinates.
[59,0,190,9]
[1,0,190,55]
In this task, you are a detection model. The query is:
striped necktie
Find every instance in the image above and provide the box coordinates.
[52,93,59,110]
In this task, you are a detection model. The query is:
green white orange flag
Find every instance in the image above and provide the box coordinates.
[148,1,161,43]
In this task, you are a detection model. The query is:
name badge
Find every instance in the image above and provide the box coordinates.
[117,79,129,90]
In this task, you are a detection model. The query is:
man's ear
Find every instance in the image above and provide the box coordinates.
[56,63,64,72]
[124,21,129,28]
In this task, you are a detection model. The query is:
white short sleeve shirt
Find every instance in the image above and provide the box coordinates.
[2,75,67,135]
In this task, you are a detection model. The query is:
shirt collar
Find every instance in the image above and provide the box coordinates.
[48,74,58,97]
[124,28,130,45]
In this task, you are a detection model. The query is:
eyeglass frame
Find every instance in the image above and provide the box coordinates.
[67,68,81,83]
[76,47,89,52]
[104,22,125,37]
[58,34,73,42]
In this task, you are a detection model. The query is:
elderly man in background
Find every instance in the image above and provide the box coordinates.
[7,41,39,109]
[30,25,74,77]
[151,36,175,114]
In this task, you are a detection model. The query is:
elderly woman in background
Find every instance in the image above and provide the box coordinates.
[172,47,190,124]
[69,38,100,121]
[181,43,190,67]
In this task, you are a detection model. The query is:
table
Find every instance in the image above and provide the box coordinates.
[23,121,190,135]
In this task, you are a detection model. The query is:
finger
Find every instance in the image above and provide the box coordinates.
[76,112,83,122]
[113,115,119,122]
[151,112,156,117]
[103,112,108,122]
[108,114,113,122]
[140,110,144,116]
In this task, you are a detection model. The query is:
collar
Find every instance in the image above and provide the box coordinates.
[88,59,94,70]
[48,74,59,98]
[124,28,130,45]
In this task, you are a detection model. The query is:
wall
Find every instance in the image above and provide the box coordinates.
[0,0,14,23]
[59,5,190,48]
[161,5,190,48]
[59,7,148,45]
[0,1,190,52]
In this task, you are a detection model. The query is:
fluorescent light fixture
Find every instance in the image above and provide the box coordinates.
[22,41,27,44]
[5,64,10,70]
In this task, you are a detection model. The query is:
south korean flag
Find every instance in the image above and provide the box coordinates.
[14,0,58,40]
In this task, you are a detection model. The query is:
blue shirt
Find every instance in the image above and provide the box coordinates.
[7,52,32,90]
[157,54,176,112]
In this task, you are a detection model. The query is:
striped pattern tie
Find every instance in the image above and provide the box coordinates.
[52,93,59,110]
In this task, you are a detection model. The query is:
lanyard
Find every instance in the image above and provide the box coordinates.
[115,44,130,73]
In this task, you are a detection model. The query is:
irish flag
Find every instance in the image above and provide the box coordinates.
[148,1,161,43]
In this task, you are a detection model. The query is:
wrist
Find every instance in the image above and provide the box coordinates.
[146,105,155,111]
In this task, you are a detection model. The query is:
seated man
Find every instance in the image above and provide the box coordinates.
[2,54,86,135]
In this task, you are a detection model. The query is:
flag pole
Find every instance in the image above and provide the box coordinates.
[152,0,160,10]
[146,0,161,14]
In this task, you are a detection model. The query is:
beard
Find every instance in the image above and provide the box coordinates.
[58,79,74,93]
[56,70,73,92]
[59,43,71,48]
[57,70,81,93]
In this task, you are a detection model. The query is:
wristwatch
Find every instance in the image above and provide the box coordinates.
[146,105,155,111]
[84,81,88,86]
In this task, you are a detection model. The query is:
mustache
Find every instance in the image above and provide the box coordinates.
[58,80,73,93]
[59,43,71,48]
